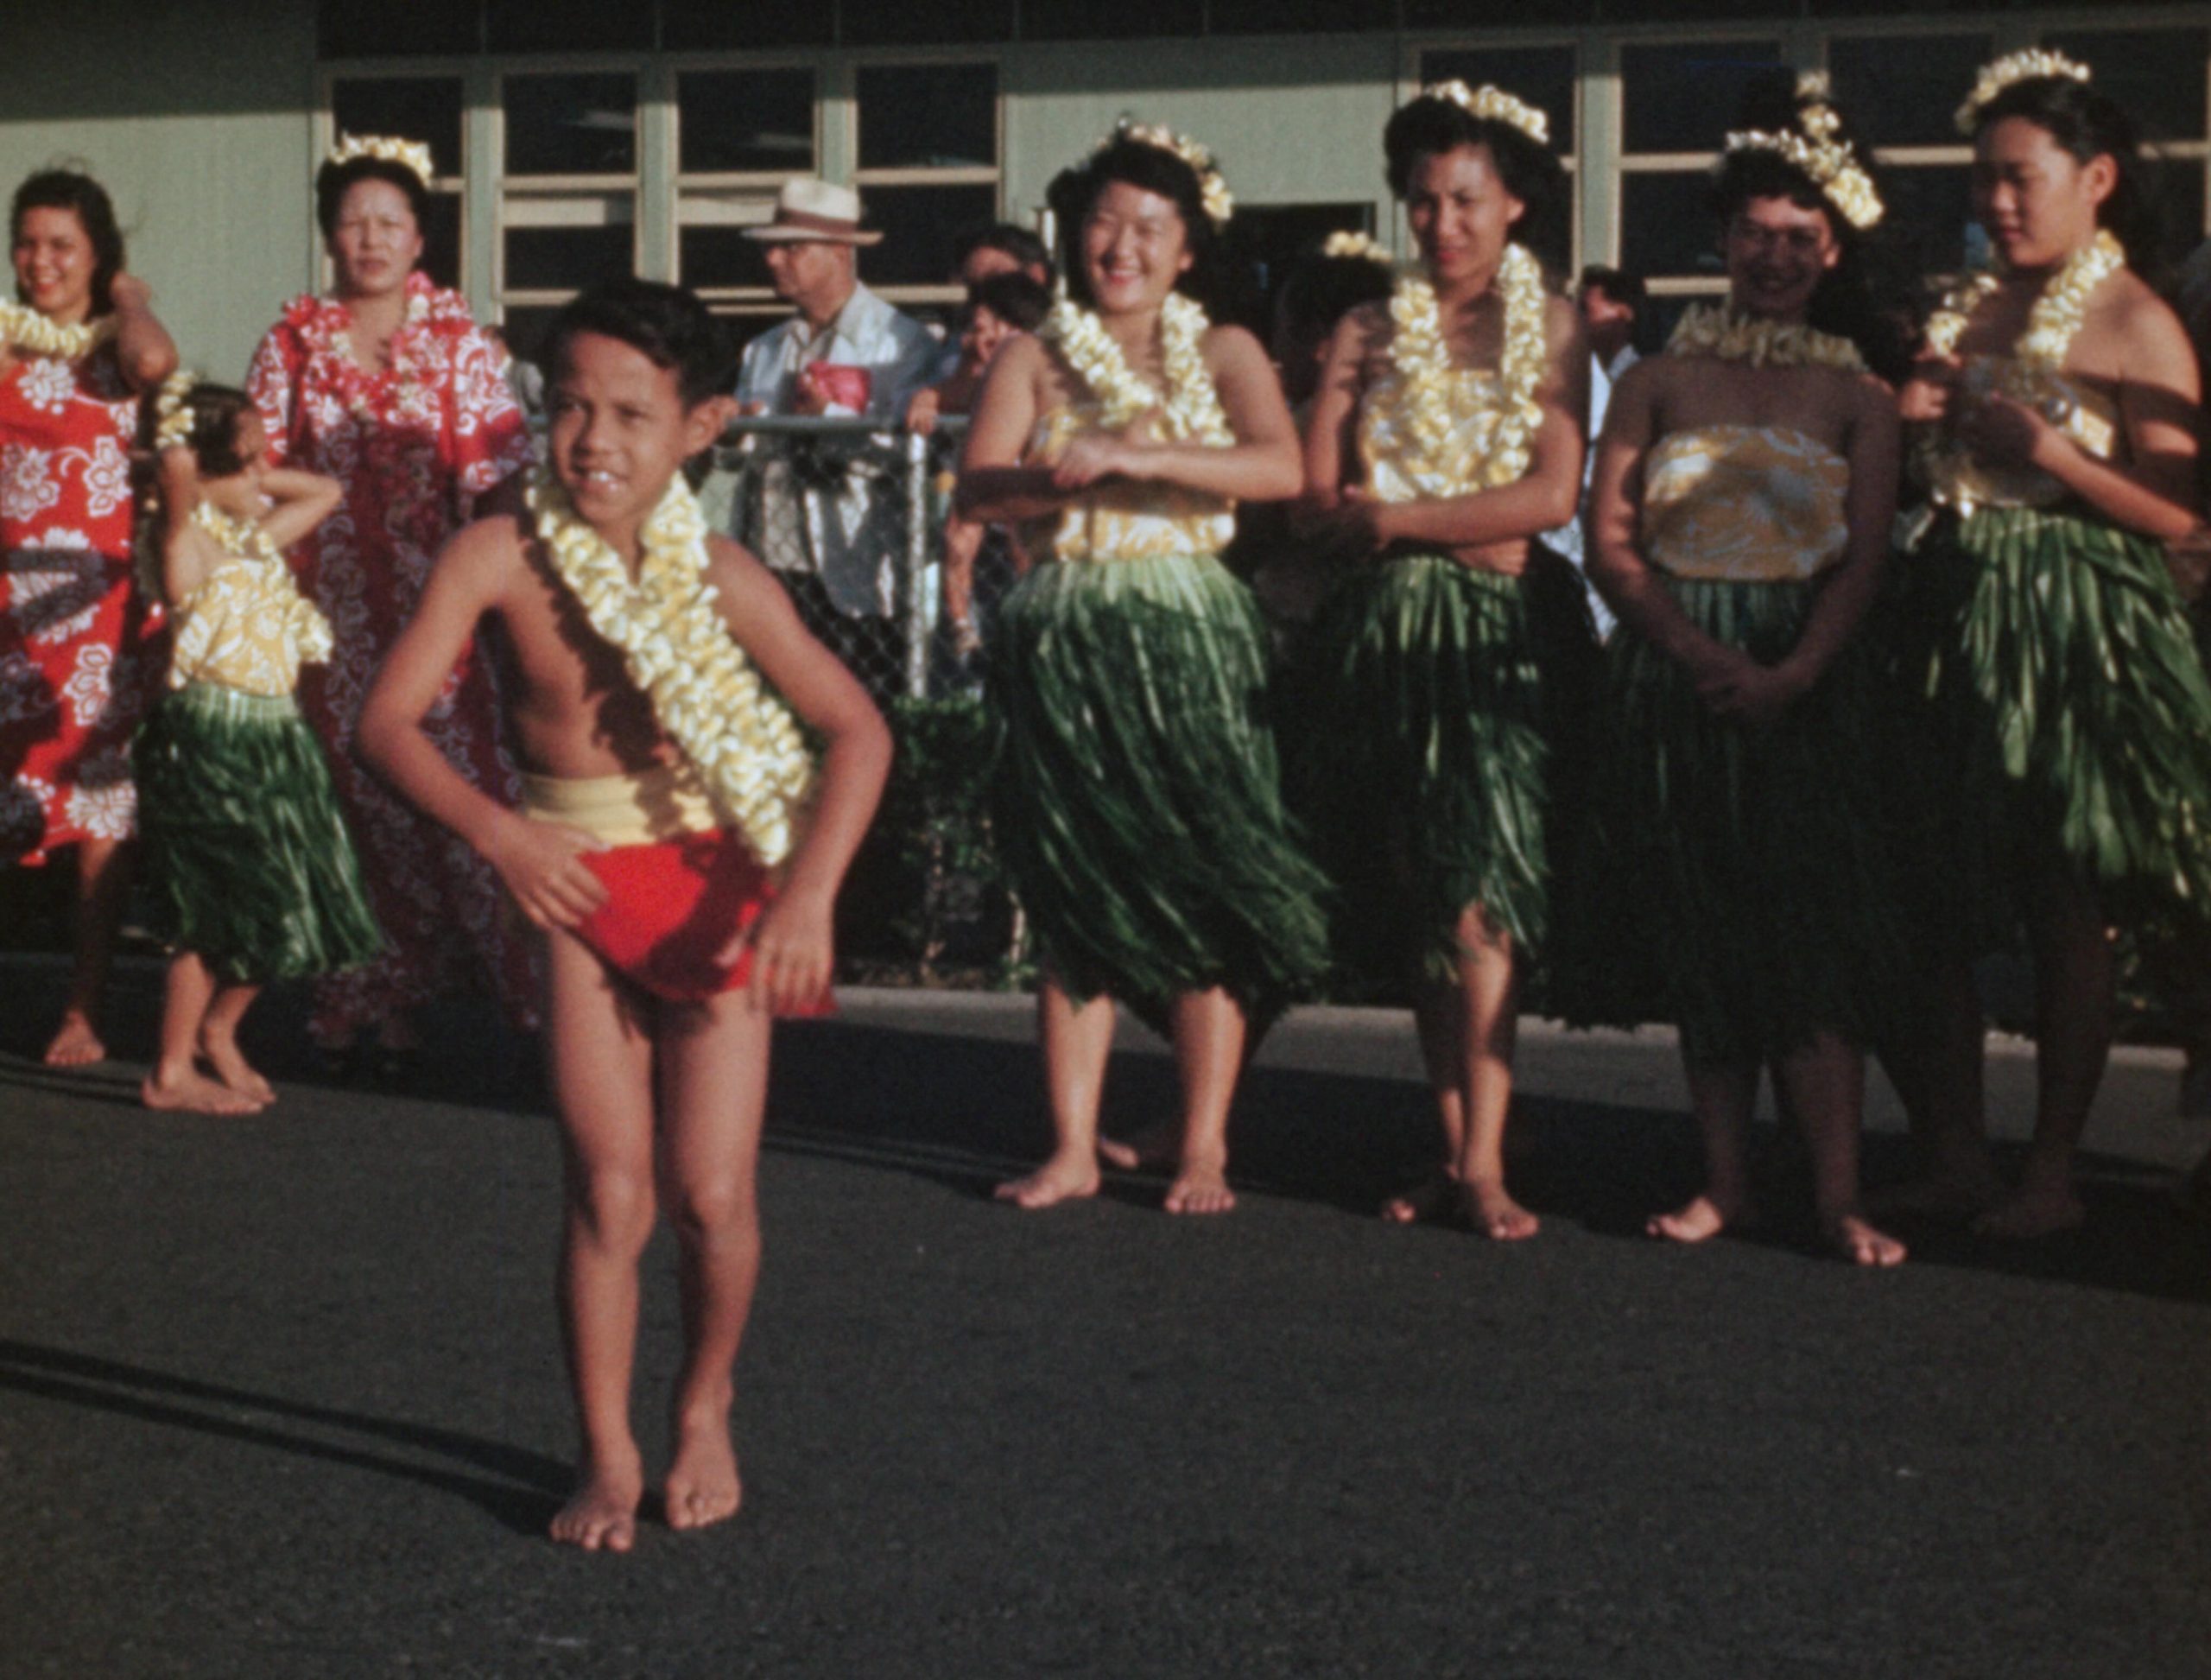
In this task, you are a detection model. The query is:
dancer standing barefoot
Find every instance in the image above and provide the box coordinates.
[1579,76,1908,1266]
[1299,84,1592,1239]
[1885,52,2211,1239]
[960,124,1327,1216]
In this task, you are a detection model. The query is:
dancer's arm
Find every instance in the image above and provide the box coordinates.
[257,469,345,549]
[154,448,212,605]
[105,273,178,394]
[955,336,1062,522]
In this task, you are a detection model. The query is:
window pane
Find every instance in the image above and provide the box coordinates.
[1879,165,1974,280]
[1404,0,1596,23]
[842,0,1012,46]
[1218,201,1374,333]
[484,0,649,51]
[1621,172,1722,278]
[858,65,997,172]
[1622,40,1783,155]
[505,73,636,177]
[318,1,478,57]
[680,71,816,175]
[504,224,634,292]
[2043,29,2210,143]
[1827,35,1992,150]
[854,185,999,287]
[1020,0,1201,40]
[680,225,772,292]
[417,192,464,292]
[1210,0,1370,32]
[662,0,832,48]
[500,304,564,366]
[2145,159,2209,272]
[1419,46,1579,157]
[331,78,465,180]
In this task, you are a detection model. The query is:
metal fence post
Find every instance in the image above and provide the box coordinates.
[903,428,931,701]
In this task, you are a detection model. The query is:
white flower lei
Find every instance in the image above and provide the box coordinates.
[1388,242,1548,491]
[1037,291,1231,444]
[193,501,280,563]
[528,467,817,869]
[1665,302,1866,372]
[328,283,434,423]
[0,300,115,361]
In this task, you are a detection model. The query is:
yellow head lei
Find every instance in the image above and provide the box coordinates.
[1321,230,1396,267]
[1724,73,1885,231]
[1098,120,1235,229]
[1039,291,1231,445]
[1665,303,1866,373]
[1954,49,2092,137]
[1417,80,1549,148]
[528,467,818,868]
[0,299,116,361]
[1387,242,1549,492]
[152,367,198,451]
[326,132,436,189]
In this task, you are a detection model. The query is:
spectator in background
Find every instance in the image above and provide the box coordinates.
[950,221,1054,292]
[1544,264,1652,637]
[736,178,938,698]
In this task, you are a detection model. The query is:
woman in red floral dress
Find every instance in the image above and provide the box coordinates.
[0,168,178,1066]
[247,138,537,1062]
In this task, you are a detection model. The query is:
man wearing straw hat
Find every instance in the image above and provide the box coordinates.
[732,178,937,696]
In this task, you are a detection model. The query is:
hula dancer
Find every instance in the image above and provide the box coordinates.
[136,379,380,1113]
[1580,77,1908,1265]
[1298,83,1593,1239]
[958,124,1327,1216]
[1886,52,2211,1239]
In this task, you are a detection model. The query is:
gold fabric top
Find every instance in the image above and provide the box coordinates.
[168,549,333,696]
[1358,365,1524,504]
[1640,424,1850,583]
[521,758,725,848]
[1920,355,2119,512]
[1018,402,1237,563]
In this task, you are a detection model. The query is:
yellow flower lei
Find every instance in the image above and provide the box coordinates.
[1665,302,1867,372]
[1038,291,1231,445]
[529,467,818,868]
[1954,49,2091,136]
[0,300,115,361]
[192,501,280,563]
[1388,242,1548,491]
[1724,72,1885,232]
[153,368,199,451]
[1099,120,1235,228]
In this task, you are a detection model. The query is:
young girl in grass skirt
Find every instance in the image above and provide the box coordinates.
[134,379,380,1113]
[1575,77,1910,1265]
[1297,84,1595,1239]
[1884,52,2211,1239]
[957,124,1327,1216]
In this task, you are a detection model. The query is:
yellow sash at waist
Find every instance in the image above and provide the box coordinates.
[521,759,724,847]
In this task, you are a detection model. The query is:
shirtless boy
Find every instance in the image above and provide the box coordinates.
[359,279,890,1551]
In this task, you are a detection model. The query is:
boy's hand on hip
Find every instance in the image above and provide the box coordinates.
[488,816,609,930]
[736,887,833,1014]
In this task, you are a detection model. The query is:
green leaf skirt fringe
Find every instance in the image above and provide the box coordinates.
[987,553,1330,1030]
[1894,506,2211,952]
[1563,577,1910,1065]
[135,682,384,983]
[1294,551,1594,987]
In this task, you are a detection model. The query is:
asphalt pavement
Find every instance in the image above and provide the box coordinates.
[3,954,2207,1678]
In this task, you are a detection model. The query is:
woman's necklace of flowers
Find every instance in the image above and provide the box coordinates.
[327,286,433,422]
[1037,293,1231,444]
[1388,243,1547,491]
[1663,301,1866,372]
[0,300,114,360]
[193,501,281,563]
[529,467,817,869]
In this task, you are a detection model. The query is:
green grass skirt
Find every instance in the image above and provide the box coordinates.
[987,554,1330,1029]
[136,682,384,983]
[1293,551,1596,986]
[1563,578,1909,1064]
[1894,506,2211,952]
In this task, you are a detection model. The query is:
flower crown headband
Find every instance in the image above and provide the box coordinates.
[1417,80,1549,149]
[152,367,198,452]
[1954,49,2091,136]
[1321,230,1396,267]
[326,132,435,190]
[1725,72,1885,231]
[1099,119,1235,228]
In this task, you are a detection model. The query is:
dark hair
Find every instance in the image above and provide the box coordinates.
[1046,134,1221,309]
[177,383,260,479]
[314,155,431,242]
[1276,243,1396,350]
[963,270,1051,334]
[10,169,125,318]
[1968,73,2164,279]
[542,276,736,409]
[1579,264,1657,354]
[1382,92,1568,268]
[952,220,1055,288]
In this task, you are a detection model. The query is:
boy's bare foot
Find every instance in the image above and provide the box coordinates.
[1646,1192,1748,1246]
[44,1010,106,1068]
[551,1450,643,1552]
[1381,1170,1460,1224]
[141,1068,265,1115]
[200,1034,276,1106]
[1096,1125,1175,1172]
[1972,1185,2085,1240]
[995,1150,1099,1210]
[1461,1178,1538,1241]
[664,1407,742,1533]
[1822,1210,1907,1267]
[1163,1158,1235,1216]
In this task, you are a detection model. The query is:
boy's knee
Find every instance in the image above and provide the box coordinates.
[570,1166,657,1252]
[667,1175,757,1245]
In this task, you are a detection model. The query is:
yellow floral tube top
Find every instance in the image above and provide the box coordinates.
[1639,424,1850,583]
[1357,368,1516,504]
[1017,403,1236,564]
[168,553,333,696]
[1921,356,2119,513]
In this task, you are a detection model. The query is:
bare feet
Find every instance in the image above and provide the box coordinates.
[995,1150,1100,1210]
[1096,1125,1175,1172]
[1646,1192,1749,1246]
[199,1032,276,1106]
[141,1068,266,1115]
[663,1405,742,1534]
[1163,1157,1236,1216]
[551,1449,643,1552]
[1381,1170,1460,1225]
[1822,1210,1908,1267]
[1461,1177,1538,1241]
[43,1010,106,1068]
[1973,1185,2085,1240]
